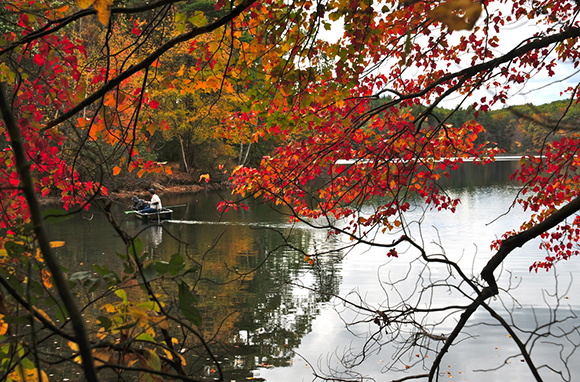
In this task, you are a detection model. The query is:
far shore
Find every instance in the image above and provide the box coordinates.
[39,181,231,206]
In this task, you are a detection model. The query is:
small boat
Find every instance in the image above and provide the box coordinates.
[134,208,173,221]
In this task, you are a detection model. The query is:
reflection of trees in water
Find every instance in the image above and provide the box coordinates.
[190,225,343,378]
[46,199,344,381]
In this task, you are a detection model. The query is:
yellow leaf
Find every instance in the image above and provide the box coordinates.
[68,340,83,364]
[428,0,482,31]
[162,346,187,365]
[93,348,113,366]
[128,306,148,320]
[199,174,210,183]
[94,0,114,25]
[76,0,94,9]
[68,340,79,352]
[8,366,49,382]
[113,166,121,176]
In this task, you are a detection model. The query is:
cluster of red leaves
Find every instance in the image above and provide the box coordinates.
[0,16,103,229]
[0,1,176,230]
[494,135,580,271]
[230,83,498,235]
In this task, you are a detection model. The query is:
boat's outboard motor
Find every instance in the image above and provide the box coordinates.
[131,196,147,211]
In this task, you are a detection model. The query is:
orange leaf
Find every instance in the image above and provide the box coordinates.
[41,269,53,288]
[50,241,65,248]
[0,314,7,335]
[113,166,121,176]
[206,76,221,90]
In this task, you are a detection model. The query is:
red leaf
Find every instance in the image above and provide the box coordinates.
[33,54,45,66]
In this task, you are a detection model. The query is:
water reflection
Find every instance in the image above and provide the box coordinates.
[48,193,345,381]
[46,160,580,381]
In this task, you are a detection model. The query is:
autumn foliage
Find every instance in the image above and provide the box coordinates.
[1,0,580,380]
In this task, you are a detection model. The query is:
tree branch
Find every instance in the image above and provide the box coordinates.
[40,0,258,133]
[0,0,184,56]
[481,193,580,293]
[357,27,580,127]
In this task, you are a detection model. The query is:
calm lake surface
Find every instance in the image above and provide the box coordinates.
[47,161,580,381]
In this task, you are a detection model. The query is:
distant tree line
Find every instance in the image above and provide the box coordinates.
[428,100,580,155]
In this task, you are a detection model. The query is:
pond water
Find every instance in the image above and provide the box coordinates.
[47,160,580,381]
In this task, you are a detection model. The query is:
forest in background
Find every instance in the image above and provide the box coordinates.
[130,98,580,193]
[431,99,580,155]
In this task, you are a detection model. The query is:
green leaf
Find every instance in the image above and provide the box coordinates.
[175,12,187,33]
[153,260,170,275]
[145,349,161,371]
[129,238,143,258]
[182,265,200,277]
[20,356,35,369]
[97,316,112,330]
[3,315,32,325]
[4,241,26,257]
[27,279,44,299]
[123,262,135,275]
[56,306,68,323]
[93,264,115,278]
[178,282,202,326]
[188,11,206,26]
[115,289,128,304]
[86,278,101,293]
[328,11,341,22]
[115,322,137,331]
[136,333,156,343]
[139,264,158,284]
[168,253,185,275]
[136,301,160,312]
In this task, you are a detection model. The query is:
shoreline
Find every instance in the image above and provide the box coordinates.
[39,181,231,206]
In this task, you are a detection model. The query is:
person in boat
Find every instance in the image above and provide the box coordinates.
[140,189,163,213]
[131,196,147,211]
